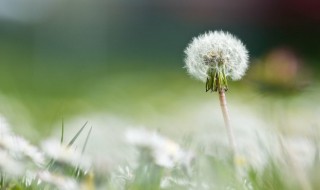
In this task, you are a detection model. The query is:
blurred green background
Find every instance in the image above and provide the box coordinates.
[0,0,319,139]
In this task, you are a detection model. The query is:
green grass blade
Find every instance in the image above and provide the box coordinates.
[82,126,92,155]
[68,121,88,147]
[61,118,64,144]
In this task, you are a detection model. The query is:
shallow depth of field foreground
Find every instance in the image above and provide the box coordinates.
[0,1,320,190]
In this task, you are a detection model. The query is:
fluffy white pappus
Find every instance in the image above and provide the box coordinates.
[184,31,249,81]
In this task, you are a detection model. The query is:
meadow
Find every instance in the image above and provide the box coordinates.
[0,50,320,189]
[0,1,319,189]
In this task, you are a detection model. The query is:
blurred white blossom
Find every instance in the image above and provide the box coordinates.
[110,165,134,189]
[126,128,194,168]
[0,135,45,166]
[24,170,37,186]
[37,170,79,190]
[0,151,24,177]
[0,115,45,170]
[50,114,134,175]
[41,139,91,171]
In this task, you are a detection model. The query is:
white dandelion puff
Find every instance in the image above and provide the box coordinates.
[184,30,249,91]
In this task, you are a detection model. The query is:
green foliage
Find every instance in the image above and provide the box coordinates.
[247,162,296,190]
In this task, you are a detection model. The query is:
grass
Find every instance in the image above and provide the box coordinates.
[0,57,319,189]
[1,118,319,189]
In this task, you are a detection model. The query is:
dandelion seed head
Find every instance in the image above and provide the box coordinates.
[184,31,249,82]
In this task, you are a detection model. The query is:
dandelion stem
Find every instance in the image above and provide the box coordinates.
[218,89,237,155]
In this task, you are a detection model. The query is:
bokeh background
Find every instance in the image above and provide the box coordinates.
[0,0,320,141]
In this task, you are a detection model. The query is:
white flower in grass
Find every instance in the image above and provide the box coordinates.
[0,133,45,166]
[41,139,91,171]
[2,135,45,166]
[110,165,134,188]
[117,166,134,181]
[126,128,193,168]
[184,31,249,91]
[0,150,24,177]
[37,171,79,190]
